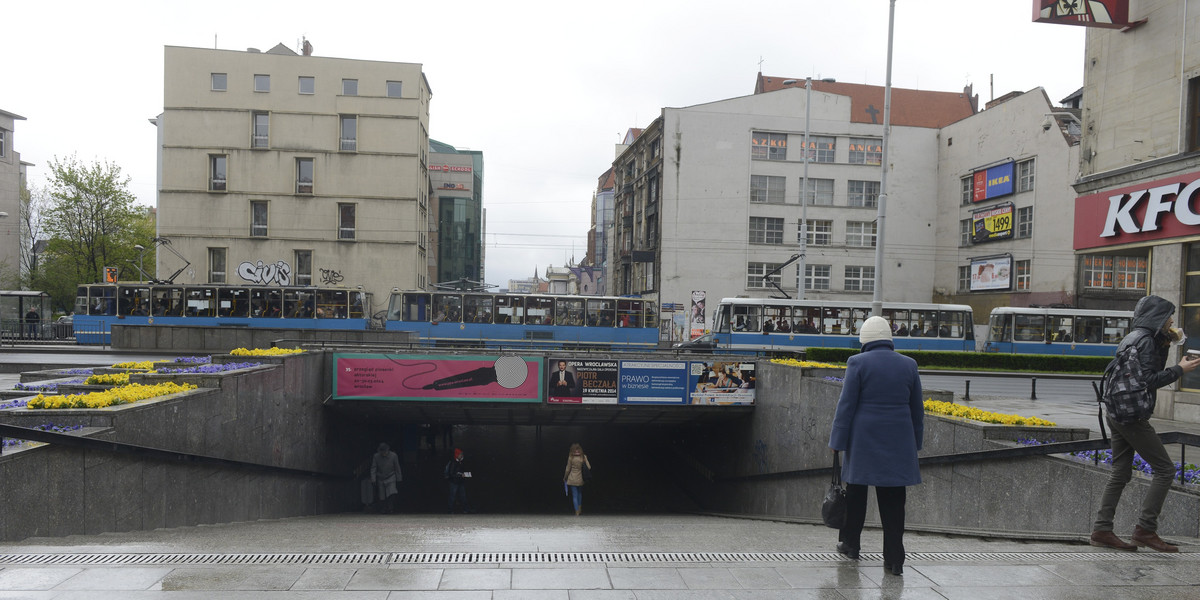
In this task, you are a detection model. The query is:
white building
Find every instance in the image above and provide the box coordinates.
[0,109,26,286]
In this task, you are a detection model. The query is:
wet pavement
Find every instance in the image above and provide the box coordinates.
[2,346,1200,597]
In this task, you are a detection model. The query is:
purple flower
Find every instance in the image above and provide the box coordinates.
[1,423,83,447]
[60,368,94,375]
[173,356,212,365]
[157,362,261,374]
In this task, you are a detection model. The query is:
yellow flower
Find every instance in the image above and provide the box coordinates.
[111,360,169,370]
[25,382,198,410]
[923,399,1056,427]
[229,347,306,356]
[85,373,132,385]
[771,358,844,369]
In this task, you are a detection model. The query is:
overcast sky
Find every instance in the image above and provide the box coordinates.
[5,1,1085,288]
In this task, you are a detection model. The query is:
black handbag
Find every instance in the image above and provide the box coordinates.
[821,451,846,529]
[581,458,592,482]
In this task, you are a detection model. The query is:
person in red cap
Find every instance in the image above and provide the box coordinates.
[444,448,471,513]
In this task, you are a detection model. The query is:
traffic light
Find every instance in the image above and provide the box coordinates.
[104,266,118,283]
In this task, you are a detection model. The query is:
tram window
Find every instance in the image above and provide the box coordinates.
[249,288,278,318]
[433,294,462,322]
[938,310,967,338]
[464,295,493,323]
[348,292,365,318]
[822,307,850,335]
[218,287,251,317]
[850,308,871,336]
[616,299,643,327]
[714,304,732,333]
[399,293,430,321]
[1048,315,1073,342]
[283,290,315,318]
[1104,316,1131,344]
[732,305,762,332]
[316,289,347,318]
[643,301,656,328]
[1075,316,1103,343]
[185,287,216,317]
[1013,314,1046,341]
[118,286,151,316]
[527,297,554,325]
[794,307,820,333]
[556,298,585,326]
[988,313,1012,343]
[763,305,790,333]
[494,295,523,324]
[75,287,90,316]
[587,299,615,327]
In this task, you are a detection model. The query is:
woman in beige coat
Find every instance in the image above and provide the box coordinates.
[563,443,592,515]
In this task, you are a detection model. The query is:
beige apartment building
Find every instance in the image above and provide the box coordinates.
[156,43,432,314]
[0,109,26,286]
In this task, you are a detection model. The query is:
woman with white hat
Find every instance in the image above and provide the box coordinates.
[828,315,924,576]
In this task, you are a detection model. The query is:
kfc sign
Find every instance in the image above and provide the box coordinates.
[433,165,472,173]
[1033,0,1130,29]
[1075,171,1200,250]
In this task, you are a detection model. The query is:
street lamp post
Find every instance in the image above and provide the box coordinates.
[799,76,812,300]
[134,244,145,283]
[871,0,896,318]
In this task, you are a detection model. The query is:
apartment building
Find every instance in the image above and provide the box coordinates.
[428,139,484,288]
[0,109,26,286]
[156,43,432,313]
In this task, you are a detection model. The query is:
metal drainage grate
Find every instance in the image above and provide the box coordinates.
[0,551,1194,567]
[0,553,388,566]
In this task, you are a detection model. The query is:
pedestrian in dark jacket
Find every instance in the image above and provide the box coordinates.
[829,316,923,576]
[445,448,471,513]
[1090,295,1200,552]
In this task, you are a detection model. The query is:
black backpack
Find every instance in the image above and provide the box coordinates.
[1099,329,1155,425]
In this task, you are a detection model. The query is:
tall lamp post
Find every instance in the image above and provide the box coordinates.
[871,0,896,318]
[800,77,812,300]
[134,244,145,283]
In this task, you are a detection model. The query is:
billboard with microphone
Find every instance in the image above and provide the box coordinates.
[333,353,542,402]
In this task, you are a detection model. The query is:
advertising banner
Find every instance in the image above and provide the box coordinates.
[971,202,1015,243]
[546,358,618,404]
[1074,169,1200,250]
[689,361,756,405]
[333,353,542,402]
[969,255,1013,292]
[1033,0,1130,29]
[972,162,1014,203]
[690,290,706,339]
[618,360,690,404]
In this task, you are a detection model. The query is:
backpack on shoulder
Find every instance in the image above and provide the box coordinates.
[1098,330,1155,426]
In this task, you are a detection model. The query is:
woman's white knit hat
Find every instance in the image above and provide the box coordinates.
[859,316,893,345]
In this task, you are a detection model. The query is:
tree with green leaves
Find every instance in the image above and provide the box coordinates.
[31,156,154,312]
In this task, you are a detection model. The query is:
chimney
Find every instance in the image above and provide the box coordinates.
[302,38,313,56]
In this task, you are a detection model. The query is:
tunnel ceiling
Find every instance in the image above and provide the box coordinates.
[326,400,754,426]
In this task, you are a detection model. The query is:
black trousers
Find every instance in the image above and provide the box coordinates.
[838,484,907,565]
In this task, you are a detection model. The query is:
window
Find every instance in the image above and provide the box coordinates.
[1082,255,1147,289]
[844,266,875,292]
[209,155,227,191]
[1016,259,1031,291]
[1017,158,1035,193]
[211,73,227,91]
[806,264,831,290]
[800,136,836,163]
[294,250,312,286]
[252,112,269,148]
[749,217,784,245]
[387,81,403,97]
[1114,257,1148,290]
[254,74,270,92]
[805,178,834,206]
[750,175,785,203]
[960,176,973,205]
[296,158,313,194]
[342,79,358,96]
[1017,206,1033,238]
[338,203,356,240]
[250,201,268,237]
[960,219,972,246]
[1189,77,1200,152]
[848,137,882,165]
[299,76,315,94]
[340,115,357,151]
[803,219,832,246]
[847,180,880,208]
[208,248,227,283]
[747,262,783,289]
[958,266,971,292]
[751,132,787,161]
[0,129,5,158]
[1083,256,1112,289]
[846,221,877,247]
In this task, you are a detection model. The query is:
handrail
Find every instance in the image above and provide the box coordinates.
[721,432,1200,485]
[0,423,349,481]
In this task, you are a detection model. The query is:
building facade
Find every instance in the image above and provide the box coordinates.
[428,140,483,288]
[156,43,432,314]
[1071,0,1200,421]
[0,109,26,286]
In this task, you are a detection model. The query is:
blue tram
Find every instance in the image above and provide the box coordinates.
[984,306,1133,356]
[697,298,976,353]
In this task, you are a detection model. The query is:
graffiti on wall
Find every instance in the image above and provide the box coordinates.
[238,260,292,286]
[320,268,344,285]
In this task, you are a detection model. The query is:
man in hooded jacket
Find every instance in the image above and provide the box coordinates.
[1091,295,1200,552]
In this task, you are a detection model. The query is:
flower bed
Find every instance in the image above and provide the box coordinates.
[230,347,305,357]
[110,360,171,370]
[155,362,261,375]
[27,382,198,410]
[85,372,134,386]
[771,358,844,369]
[13,379,87,394]
[1,424,83,448]
[1020,438,1200,486]
[924,399,1057,427]
[173,356,212,365]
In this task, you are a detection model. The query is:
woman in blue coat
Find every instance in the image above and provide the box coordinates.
[828,316,923,576]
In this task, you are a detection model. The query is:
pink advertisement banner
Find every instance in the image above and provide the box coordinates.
[333,353,543,402]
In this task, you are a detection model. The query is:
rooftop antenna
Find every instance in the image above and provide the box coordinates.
[214,34,217,49]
